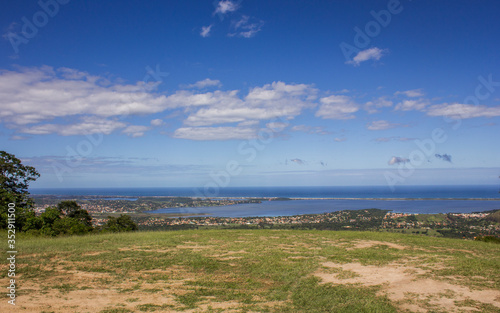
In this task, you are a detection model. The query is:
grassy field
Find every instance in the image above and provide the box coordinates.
[1,230,499,312]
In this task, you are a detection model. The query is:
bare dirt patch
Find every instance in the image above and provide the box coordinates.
[214,250,248,260]
[315,261,500,312]
[17,288,177,312]
[176,242,214,250]
[83,251,105,256]
[0,264,208,313]
[347,240,407,250]
[117,245,174,253]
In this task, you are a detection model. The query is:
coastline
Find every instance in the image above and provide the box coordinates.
[32,194,500,201]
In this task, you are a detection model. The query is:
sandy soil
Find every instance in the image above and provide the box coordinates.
[315,259,500,312]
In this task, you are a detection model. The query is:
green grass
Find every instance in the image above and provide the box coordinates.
[284,276,398,312]
[3,229,499,312]
[135,303,175,312]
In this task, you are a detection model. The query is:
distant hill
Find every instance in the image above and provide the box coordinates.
[486,210,500,223]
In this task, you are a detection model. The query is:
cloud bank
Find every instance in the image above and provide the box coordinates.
[0,67,318,140]
[2,66,499,141]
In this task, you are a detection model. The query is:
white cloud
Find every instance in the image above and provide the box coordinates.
[366,120,407,131]
[0,66,171,127]
[234,15,250,29]
[185,107,265,126]
[214,0,239,15]
[375,137,413,142]
[246,81,316,100]
[173,126,256,140]
[19,117,127,136]
[165,90,242,110]
[291,125,331,135]
[315,95,358,119]
[122,125,150,138]
[184,82,317,127]
[229,15,264,38]
[291,125,309,132]
[200,25,213,37]
[266,121,288,131]
[184,78,222,89]
[150,119,164,126]
[238,120,259,127]
[395,89,424,98]
[388,156,410,165]
[0,67,324,139]
[346,47,386,66]
[334,137,347,142]
[365,97,393,113]
[10,135,29,140]
[426,103,500,119]
[395,99,430,111]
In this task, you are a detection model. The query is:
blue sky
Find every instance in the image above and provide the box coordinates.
[1,0,500,190]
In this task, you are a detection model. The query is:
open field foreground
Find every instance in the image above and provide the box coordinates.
[1,230,499,313]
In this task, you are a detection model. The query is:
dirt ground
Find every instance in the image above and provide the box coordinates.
[1,239,499,312]
[314,240,500,313]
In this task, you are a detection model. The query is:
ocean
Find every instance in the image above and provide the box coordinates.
[30,185,500,217]
[30,185,500,199]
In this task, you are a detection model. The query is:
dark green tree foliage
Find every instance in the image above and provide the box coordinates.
[102,214,138,232]
[39,201,93,236]
[0,151,40,230]
[52,217,91,236]
[58,200,93,228]
[37,207,61,236]
[41,207,61,225]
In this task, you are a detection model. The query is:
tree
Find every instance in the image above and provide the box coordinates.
[102,214,138,232]
[116,214,138,231]
[41,207,62,226]
[57,200,92,228]
[52,218,90,236]
[0,151,40,230]
[39,207,62,236]
[38,204,93,236]
[22,211,43,232]
[57,200,81,215]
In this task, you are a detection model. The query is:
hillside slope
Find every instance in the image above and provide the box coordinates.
[1,230,499,312]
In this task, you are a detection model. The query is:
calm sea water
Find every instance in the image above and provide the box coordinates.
[30,185,500,216]
[30,185,500,199]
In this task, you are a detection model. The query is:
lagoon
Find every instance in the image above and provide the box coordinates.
[148,199,500,218]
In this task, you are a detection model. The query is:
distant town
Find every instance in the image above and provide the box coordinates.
[33,195,265,215]
[32,195,500,240]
